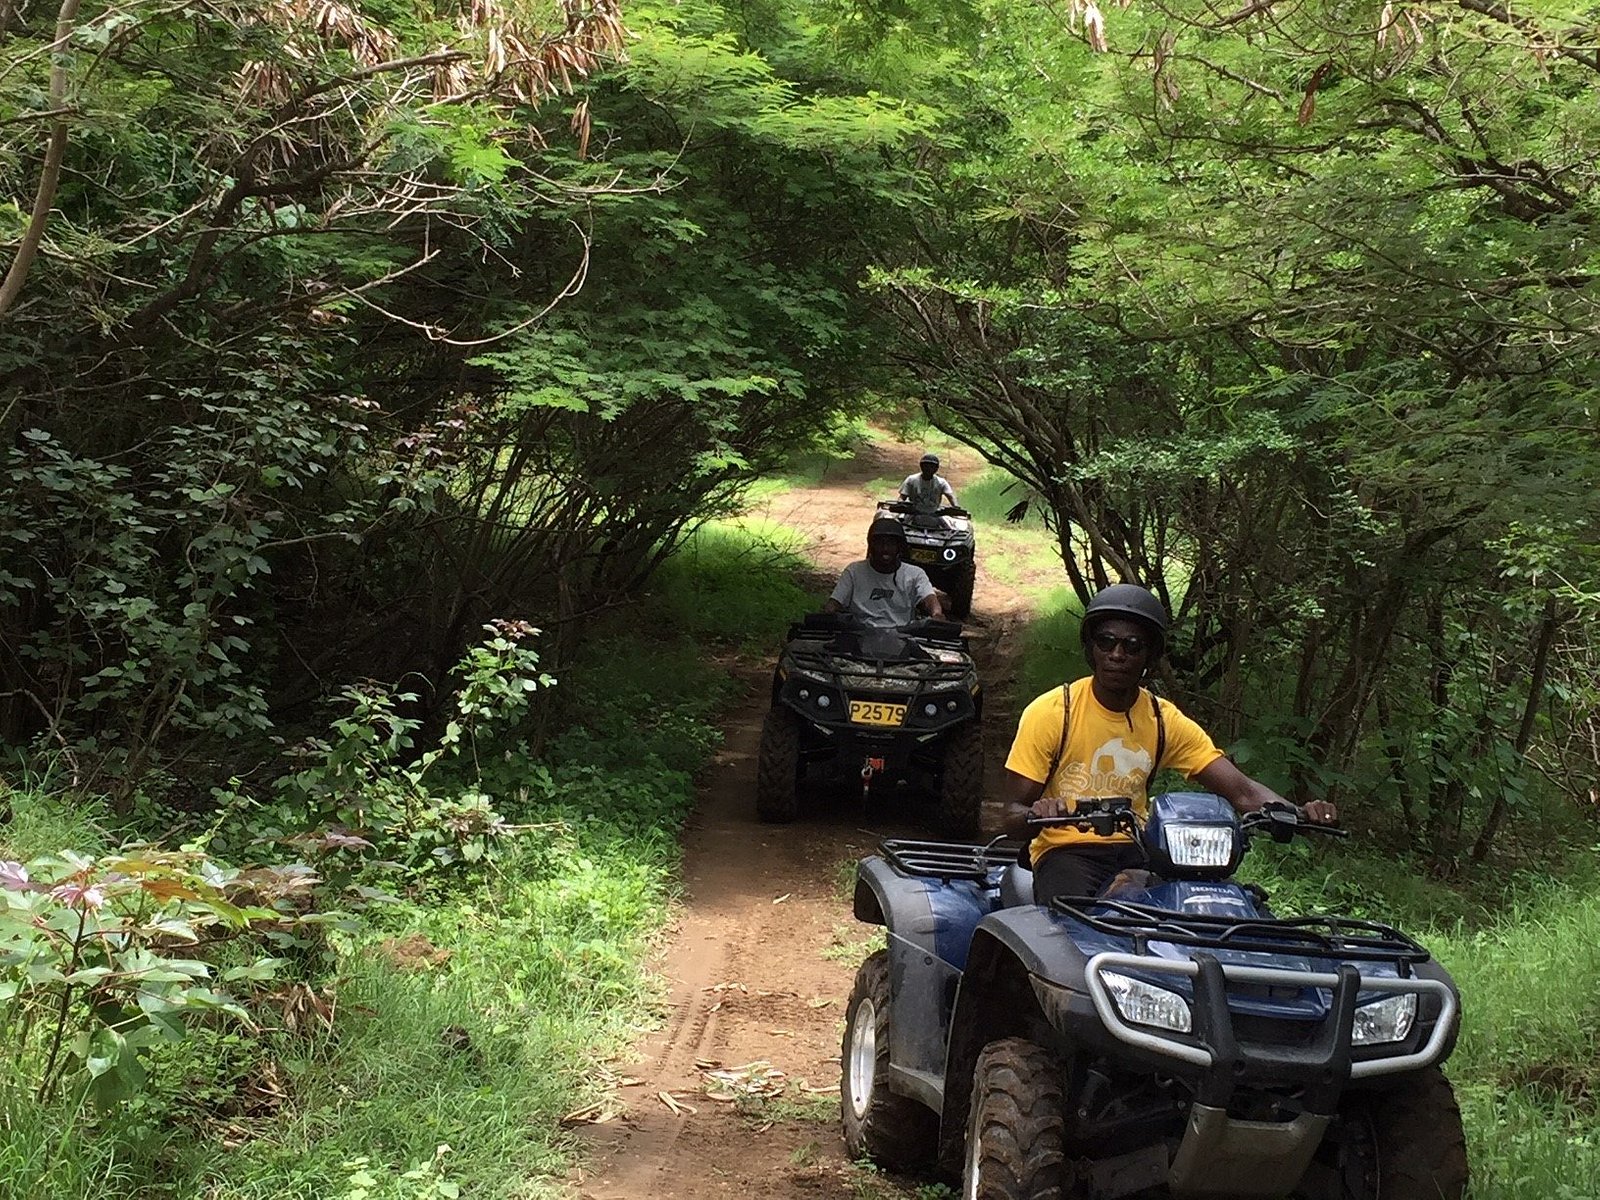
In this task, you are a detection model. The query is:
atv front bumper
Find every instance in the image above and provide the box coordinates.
[1079,951,1458,1090]
[1034,953,1459,1199]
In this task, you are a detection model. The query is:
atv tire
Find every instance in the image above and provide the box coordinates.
[841,950,938,1170]
[946,564,975,619]
[964,1037,1072,1200]
[937,723,984,838]
[755,707,802,823]
[1295,1067,1468,1200]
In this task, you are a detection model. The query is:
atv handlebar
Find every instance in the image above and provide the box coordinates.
[797,612,964,637]
[876,499,972,519]
[1241,802,1348,845]
[1027,798,1140,840]
[1026,797,1345,846]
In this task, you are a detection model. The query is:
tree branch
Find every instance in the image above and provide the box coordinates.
[0,0,83,318]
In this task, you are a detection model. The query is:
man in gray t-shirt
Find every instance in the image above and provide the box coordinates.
[900,452,957,514]
[825,517,945,627]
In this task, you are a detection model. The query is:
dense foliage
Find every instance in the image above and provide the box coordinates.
[0,0,920,799]
[856,0,1600,857]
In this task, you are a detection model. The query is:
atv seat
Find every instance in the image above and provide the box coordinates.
[998,865,1161,911]
[999,864,1034,908]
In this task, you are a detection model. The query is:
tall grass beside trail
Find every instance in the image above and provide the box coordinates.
[1014,585,1084,702]
[650,518,814,648]
[0,525,797,1200]
[1437,889,1600,1198]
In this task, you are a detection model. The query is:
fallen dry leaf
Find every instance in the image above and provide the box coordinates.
[560,1101,624,1127]
[657,1091,698,1116]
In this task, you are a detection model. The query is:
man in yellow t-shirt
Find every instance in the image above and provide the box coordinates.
[1001,584,1339,905]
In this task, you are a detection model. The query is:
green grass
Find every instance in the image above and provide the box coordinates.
[0,775,111,861]
[650,518,813,649]
[1014,585,1085,701]
[0,590,765,1200]
[1434,886,1600,1197]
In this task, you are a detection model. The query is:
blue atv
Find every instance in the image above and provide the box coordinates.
[840,794,1467,1199]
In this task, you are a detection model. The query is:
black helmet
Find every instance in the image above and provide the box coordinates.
[867,516,907,543]
[1081,584,1168,653]
[919,453,940,469]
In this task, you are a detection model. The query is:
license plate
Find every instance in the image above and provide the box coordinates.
[849,700,907,727]
[908,548,936,563]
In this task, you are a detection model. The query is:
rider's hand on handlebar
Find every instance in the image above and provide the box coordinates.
[1301,799,1339,827]
[1029,796,1068,820]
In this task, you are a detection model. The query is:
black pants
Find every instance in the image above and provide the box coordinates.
[1032,843,1146,906]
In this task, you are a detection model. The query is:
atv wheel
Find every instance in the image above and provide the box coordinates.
[841,951,938,1170]
[963,1038,1071,1200]
[937,723,985,838]
[1295,1068,1467,1200]
[947,564,975,619]
[755,707,802,823]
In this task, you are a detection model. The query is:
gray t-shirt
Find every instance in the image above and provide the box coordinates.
[900,473,955,513]
[830,560,936,628]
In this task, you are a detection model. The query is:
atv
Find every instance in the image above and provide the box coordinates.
[875,499,977,618]
[755,613,984,837]
[841,794,1467,1199]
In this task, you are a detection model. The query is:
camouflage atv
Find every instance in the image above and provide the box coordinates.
[756,613,983,836]
[875,499,977,618]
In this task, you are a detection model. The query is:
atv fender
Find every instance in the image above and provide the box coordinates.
[935,908,1091,1171]
[853,858,995,1111]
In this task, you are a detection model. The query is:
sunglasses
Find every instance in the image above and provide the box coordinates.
[1091,631,1150,656]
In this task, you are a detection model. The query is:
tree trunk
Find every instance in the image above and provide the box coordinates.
[0,0,82,317]
[1470,597,1561,861]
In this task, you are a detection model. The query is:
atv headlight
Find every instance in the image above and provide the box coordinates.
[1102,971,1192,1034]
[942,548,958,562]
[1352,992,1417,1046]
[1165,824,1238,869]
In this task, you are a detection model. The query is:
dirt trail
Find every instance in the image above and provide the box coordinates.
[571,434,1050,1199]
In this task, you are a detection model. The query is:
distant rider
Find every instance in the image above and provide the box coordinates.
[1000,584,1338,905]
[899,453,957,514]
[824,517,946,628]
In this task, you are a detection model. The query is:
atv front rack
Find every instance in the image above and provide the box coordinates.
[784,635,971,678]
[1051,896,1431,969]
[881,838,1022,882]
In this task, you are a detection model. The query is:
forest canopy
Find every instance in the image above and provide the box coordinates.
[1,0,1598,1191]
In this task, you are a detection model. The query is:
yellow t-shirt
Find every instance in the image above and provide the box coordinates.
[1005,677,1224,861]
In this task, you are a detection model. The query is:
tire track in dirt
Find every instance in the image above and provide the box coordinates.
[571,433,1049,1199]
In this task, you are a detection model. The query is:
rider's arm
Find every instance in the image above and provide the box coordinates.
[1000,768,1049,837]
[941,480,957,506]
[823,597,844,615]
[1195,757,1339,825]
[907,566,944,620]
